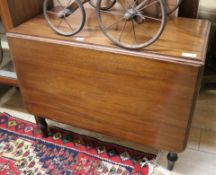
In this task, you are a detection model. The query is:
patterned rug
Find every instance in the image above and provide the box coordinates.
[0,112,157,175]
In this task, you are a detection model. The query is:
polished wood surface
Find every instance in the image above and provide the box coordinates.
[0,0,45,31]
[7,8,210,152]
[0,0,47,86]
[0,0,13,31]
[8,36,202,152]
[0,76,18,86]
[9,8,210,63]
[0,1,18,86]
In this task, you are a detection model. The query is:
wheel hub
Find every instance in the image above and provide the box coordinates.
[58,8,72,18]
[124,8,137,20]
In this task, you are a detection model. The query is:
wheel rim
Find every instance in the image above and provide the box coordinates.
[89,0,116,10]
[43,0,86,36]
[96,0,167,50]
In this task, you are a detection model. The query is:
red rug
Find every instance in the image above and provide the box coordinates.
[0,112,156,175]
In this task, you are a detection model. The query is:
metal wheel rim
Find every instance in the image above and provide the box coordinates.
[43,0,86,36]
[96,0,167,50]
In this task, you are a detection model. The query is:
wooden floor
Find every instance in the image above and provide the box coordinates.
[0,85,216,175]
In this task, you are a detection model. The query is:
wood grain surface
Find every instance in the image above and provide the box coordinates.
[8,7,210,63]
[7,8,210,152]
[0,0,46,31]
[0,0,48,86]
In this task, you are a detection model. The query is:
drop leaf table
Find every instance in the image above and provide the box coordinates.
[7,7,211,170]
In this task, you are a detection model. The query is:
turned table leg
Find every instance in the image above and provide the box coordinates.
[167,152,178,171]
[35,116,49,138]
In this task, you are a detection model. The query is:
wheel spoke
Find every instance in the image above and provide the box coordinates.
[138,0,159,11]
[164,0,171,12]
[63,17,74,31]
[165,0,182,15]
[62,0,72,11]
[144,29,153,39]
[68,0,73,7]
[47,10,59,16]
[56,0,64,8]
[104,17,124,30]
[134,16,155,38]
[131,19,137,44]
[119,19,127,42]
[65,0,72,7]
[125,0,133,8]
[56,19,64,27]
[63,0,68,5]
[132,0,138,8]
[139,13,162,21]
[61,1,74,31]
[56,0,72,11]
[117,0,127,12]
[135,0,149,10]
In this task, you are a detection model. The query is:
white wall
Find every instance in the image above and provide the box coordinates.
[198,0,216,23]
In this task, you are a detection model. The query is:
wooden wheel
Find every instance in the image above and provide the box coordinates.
[43,0,86,36]
[89,0,116,10]
[96,0,167,50]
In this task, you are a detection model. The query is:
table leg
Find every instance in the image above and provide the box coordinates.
[167,152,178,171]
[35,116,49,138]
